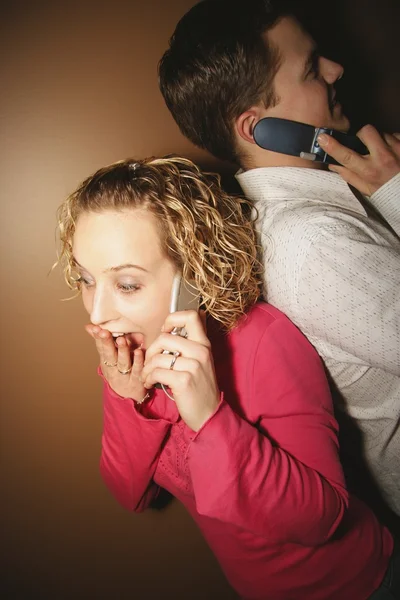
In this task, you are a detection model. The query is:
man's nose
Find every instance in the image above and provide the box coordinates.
[320,56,344,85]
[90,286,118,326]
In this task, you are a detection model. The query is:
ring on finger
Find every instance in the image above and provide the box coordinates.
[104,359,117,367]
[118,366,132,375]
[169,351,180,370]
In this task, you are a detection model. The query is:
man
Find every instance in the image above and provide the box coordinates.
[159,0,400,515]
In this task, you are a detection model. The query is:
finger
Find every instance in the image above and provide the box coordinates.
[89,327,107,361]
[317,133,364,170]
[142,353,195,383]
[355,124,387,156]
[383,132,400,151]
[115,335,133,373]
[145,332,205,366]
[85,324,96,338]
[131,346,145,381]
[162,310,208,344]
[199,309,207,330]
[143,365,189,391]
[97,329,118,367]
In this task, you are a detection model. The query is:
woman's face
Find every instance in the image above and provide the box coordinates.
[72,208,176,350]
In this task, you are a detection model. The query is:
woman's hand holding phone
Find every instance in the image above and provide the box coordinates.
[141,310,220,432]
[85,325,148,402]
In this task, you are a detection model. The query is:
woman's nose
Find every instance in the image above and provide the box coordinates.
[90,287,118,326]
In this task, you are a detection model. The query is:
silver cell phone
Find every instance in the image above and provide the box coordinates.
[169,273,200,336]
[154,274,200,389]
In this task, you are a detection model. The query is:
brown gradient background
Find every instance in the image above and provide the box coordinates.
[1,1,399,598]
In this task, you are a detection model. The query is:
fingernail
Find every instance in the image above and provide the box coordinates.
[317,134,329,146]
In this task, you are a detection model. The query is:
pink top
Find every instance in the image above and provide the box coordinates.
[99,303,392,600]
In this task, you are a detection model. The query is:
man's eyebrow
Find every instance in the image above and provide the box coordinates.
[303,47,319,77]
[72,257,149,274]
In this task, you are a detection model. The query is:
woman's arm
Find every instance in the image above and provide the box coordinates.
[187,315,348,545]
[100,380,172,512]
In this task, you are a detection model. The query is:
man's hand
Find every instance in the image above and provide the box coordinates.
[317,125,400,196]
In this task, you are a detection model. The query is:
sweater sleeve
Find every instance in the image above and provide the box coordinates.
[187,317,348,545]
[100,380,172,512]
[370,172,400,237]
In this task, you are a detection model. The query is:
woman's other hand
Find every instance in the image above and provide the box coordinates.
[85,325,147,403]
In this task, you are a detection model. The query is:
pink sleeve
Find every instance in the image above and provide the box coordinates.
[188,318,348,545]
[100,380,172,512]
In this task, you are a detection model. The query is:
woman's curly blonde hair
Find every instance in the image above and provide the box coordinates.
[56,156,263,330]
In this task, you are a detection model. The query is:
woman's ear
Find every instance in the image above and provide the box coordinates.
[235,107,263,144]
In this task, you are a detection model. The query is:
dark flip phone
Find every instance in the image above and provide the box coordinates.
[253,117,369,165]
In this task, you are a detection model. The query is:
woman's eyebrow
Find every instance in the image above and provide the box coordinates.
[72,257,148,273]
[107,263,149,273]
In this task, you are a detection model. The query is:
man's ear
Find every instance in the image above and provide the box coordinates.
[235,107,263,144]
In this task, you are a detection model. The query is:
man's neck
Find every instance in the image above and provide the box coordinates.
[242,148,327,171]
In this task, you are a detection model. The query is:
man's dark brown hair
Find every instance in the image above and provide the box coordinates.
[159,0,292,164]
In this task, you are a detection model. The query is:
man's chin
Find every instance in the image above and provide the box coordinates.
[338,116,351,133]
[331,106,350,132]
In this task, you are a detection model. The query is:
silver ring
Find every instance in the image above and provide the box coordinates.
[118,366,132,375]
[169,352,180,370]
[104,359,117,367]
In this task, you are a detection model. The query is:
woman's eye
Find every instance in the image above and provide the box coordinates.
[77,276,94,287]
[117,283,141,294]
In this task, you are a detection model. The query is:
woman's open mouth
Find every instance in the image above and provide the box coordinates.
[111,332,143,350]
[111,332,128,348]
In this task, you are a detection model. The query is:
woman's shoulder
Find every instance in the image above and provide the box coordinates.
[229,302,320,363]
[209,301,315,360]
[244,301,288,322]
[235,302,296,335]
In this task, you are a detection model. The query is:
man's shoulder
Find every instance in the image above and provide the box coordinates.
[257,198,381,254]
[256,203,344,266]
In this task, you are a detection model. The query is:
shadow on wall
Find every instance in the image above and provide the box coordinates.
[291,0,400,132]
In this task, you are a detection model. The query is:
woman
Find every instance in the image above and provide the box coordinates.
[56,156,397,599]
